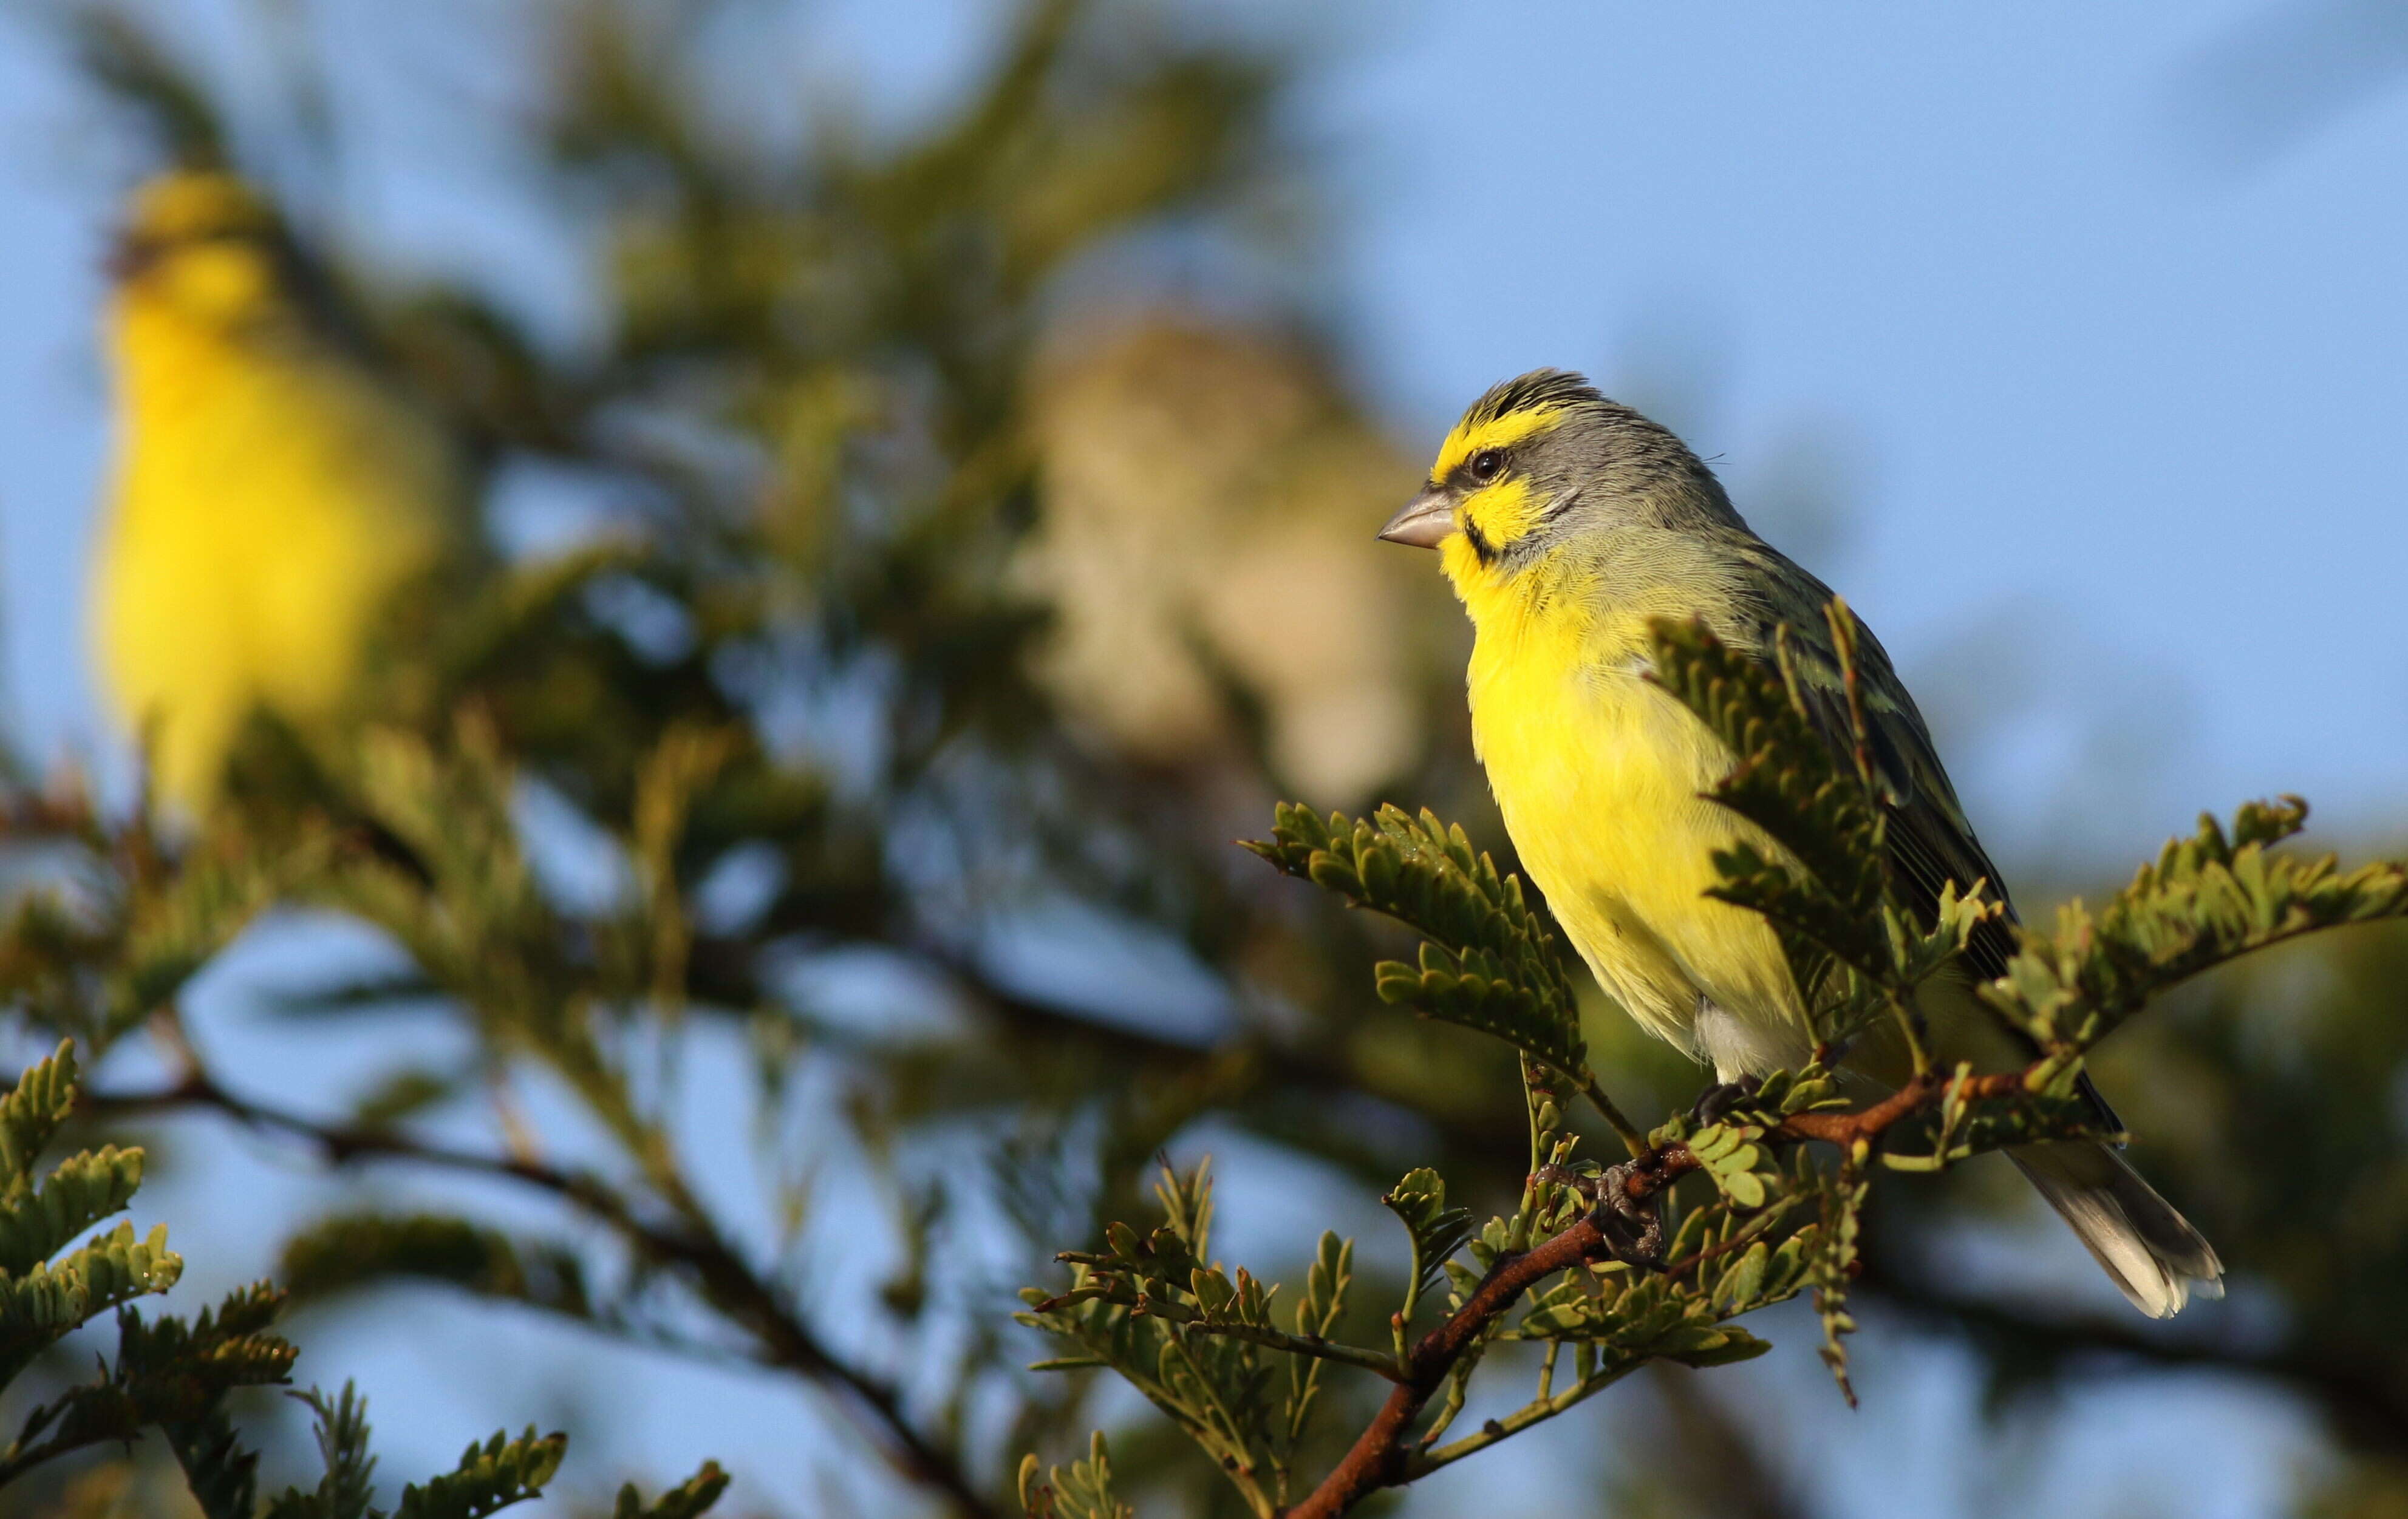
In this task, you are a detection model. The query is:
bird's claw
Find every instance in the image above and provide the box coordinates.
[1529,1162,1599,1201]
[1690,1075,1762,1127]
[1589,1159,1665,1268]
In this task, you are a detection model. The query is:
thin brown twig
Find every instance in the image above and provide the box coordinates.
[1280,1213,1617,1519]
[83,1073,1003,1519]
[1770,1069,2021,1149]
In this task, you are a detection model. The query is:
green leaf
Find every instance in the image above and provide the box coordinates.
[1247,804,1588,1078]
[393,1424,568,1519]
[1710,1242,1771,1312]
[118,1279,298,1399]
[267,1383,378,1519]
[1688,1123,1778,1213]
[1151,1158,1213,1263]
[0,1041,79,1186]
[1284,1231,1352,1447]
[1983,798,2408,1049]
[1515,1276,1622,1339]
[129,1283,298,1519]
[610,1462,728,1519]
[0,1144,146,1277]
[1646,616,1886,985]
[1807,1171,1870,1407]
[1662,1325,1773,1368]
[1721,1170,1766,1210]
[1017,1431,1133,1519]
[1380,1168,1472,1307]
[0,1220,182,1385]
[107,838,316,1039]
[162,1405,265,1519]
[344,1067,463,1129]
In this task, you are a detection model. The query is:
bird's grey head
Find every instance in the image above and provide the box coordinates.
[1378,369,1741,573]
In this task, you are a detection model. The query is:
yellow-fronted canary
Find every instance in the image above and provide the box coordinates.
[1382,369,2220,1316]
[92,169,457,810]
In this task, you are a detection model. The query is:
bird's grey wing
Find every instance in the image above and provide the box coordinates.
[1719,539,2019,979]
[1719,539,2127,1130]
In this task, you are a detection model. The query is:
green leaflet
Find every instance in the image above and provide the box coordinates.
[0,1042,78,1183]
[1686,1122,1774,1211]
[0,1145,146,1279]
[1382,1167,1473,1306]
[1020,1161,1376,1516]
[1647,614,1885,987]
[1018,1432,1134,1519]
[107,840,319,1040]
[0,1221,182,1385]
[1245,803,1588,1079]
[266,1384,378,1519]
[1985,798,2408,1048]
[609,1463,729,1519]
[392,1425,569,1519]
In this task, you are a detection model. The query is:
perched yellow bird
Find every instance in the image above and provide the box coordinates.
[1382,370,2221,1316]
[92,169,456,810]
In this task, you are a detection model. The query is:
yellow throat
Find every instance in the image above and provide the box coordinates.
[1414,395,1810,1077]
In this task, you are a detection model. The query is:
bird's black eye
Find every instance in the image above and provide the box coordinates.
[1468,449,1504,483]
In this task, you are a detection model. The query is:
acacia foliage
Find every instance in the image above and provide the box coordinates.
[10,1,2408,1514]
[0,1041,722,1518]
[10,1,1329,1512]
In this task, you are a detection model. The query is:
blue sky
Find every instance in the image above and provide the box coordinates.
[0,1,2396,1513]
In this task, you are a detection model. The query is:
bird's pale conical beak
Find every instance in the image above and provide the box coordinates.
[1377,489,1455,549]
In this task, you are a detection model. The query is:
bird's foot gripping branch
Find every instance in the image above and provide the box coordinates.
[1013,613,2408,1519]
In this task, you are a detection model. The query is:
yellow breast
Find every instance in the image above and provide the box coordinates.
[1455,562,1809,1075]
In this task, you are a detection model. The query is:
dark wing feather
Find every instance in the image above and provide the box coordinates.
[1715,537,2124,1132]
[1718,537,2019,973]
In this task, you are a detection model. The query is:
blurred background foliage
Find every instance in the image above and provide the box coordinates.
[0,0,2397,1515]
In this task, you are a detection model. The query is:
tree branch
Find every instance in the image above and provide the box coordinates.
[1280,1064,2027,1518]
[1280,1211,1619,1519]
[82,1074,1003,1519]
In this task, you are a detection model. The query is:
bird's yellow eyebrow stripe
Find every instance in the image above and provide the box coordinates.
[1431,405,1569,480]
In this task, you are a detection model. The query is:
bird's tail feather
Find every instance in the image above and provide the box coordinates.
[2008,1141,2223,1319]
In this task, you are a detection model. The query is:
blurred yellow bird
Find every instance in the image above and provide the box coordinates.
[1382,370,2222,1316]
[92,169,455,810]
